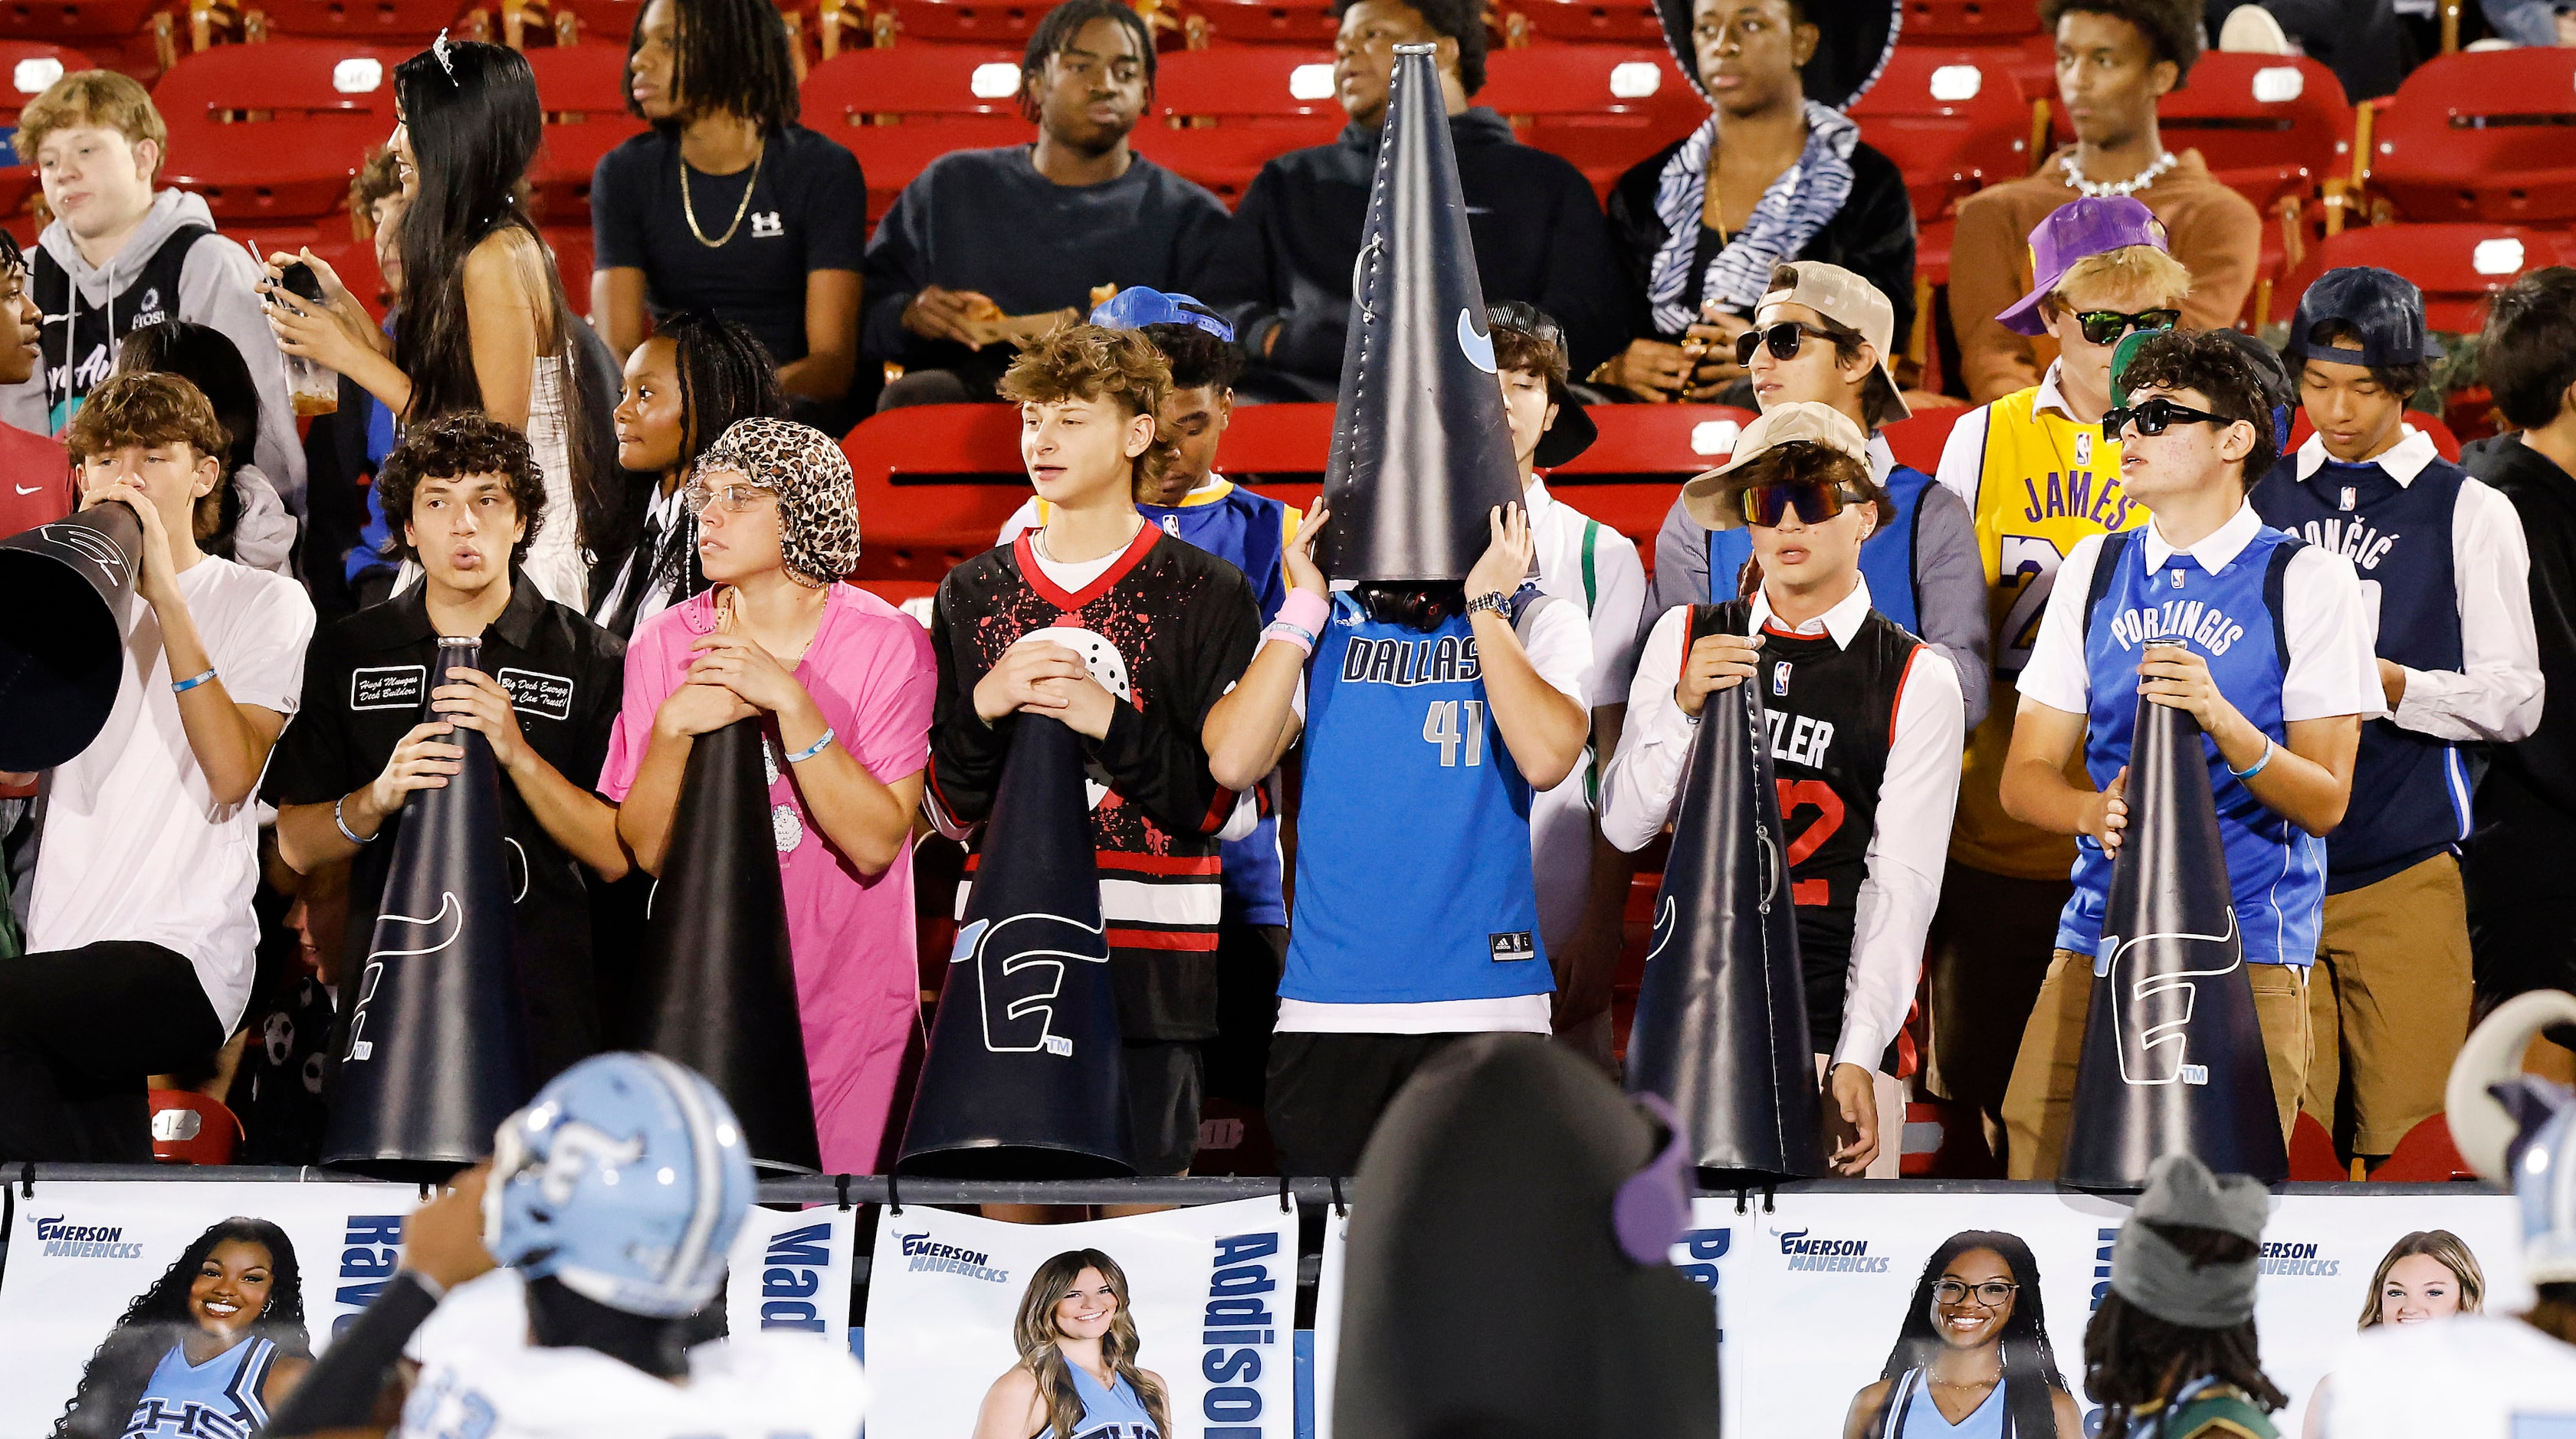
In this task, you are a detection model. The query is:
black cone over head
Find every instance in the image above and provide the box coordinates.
[899,713,1133,1178]
[636,718,819,1172]
[0,503,141,772]
[2061,697,2289,1187]
[1336,1035,1719,1439]
[1320,43,1526,585]
[1626,609,1825,1182]
[323,637,532,1179]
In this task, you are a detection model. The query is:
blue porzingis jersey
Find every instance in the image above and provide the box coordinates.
[122,1336,278,1439]
[2252,451,2473,890]
[2061,527,2328,968]
[1709,462,1933,634]
[1281,592,1556,1005]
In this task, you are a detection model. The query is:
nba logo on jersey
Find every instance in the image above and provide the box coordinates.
[1161,514,1181,536]
[1772,661,1792,696]
[2075,431,2095,466]
[1488,929,1537,962]
[2339,486,2358,511]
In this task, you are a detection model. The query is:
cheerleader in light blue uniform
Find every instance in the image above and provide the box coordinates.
[54,1218,312,1439]
[973,1250,1170,1439]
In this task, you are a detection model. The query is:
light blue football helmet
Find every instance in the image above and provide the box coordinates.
[482,1052,756,1317]
[2448,990,2576,1287]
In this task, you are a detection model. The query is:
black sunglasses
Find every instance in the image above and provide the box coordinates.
[1740,479,1859,527]
[1733,321,1837,368]
[2102,395,2236,441]
[2074,308,2181,346]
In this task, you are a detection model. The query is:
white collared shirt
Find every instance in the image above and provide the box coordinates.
[2288,427,2544,742]
[2019,501,2386,723]
[1600,575,1965,1071]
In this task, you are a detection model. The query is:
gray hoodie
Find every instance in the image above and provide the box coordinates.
[3,189,308,514]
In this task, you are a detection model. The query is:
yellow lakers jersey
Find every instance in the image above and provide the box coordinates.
[1951,385,2150,880]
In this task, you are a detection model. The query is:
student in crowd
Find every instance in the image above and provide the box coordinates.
[0,227,71,536]
[262,38,614,611]
[267,414,628,1089]
[1193,0,1624,403]
[1604,404,1964,1178]
[1947,0,2260,403]
[926,325,1269,1178]
[2249,267,2542,1169]
[606,418,936,1175]
[2085,1154,2289,1439]
[1484,301,1647,1057]
[1924,198,2177,1165]
[2460,267,2576,1018]
[863,0,1229,409]
[592,310,789,640]
[0,372,315,1161]
[593,0,868,432]
[1643,261,1987,722]
[7,70,304,511]
[304,149,406,620]
[1997,328,2378,1176]
[1596,0,1913,405]
[115,321,297,577]
[995,290,1301,1113]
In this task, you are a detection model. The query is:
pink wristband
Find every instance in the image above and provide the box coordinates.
[1276,587,1330,637]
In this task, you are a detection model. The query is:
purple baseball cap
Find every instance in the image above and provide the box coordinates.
[1996,195,2174,338]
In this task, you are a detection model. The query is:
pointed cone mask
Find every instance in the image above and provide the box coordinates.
[900,713,1134,1178]
[2061,696,2289,1187]
[1321,43,1527,585]
[1624,609,1825,1182]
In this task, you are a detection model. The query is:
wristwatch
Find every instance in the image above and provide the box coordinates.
[1464,590,1511,621]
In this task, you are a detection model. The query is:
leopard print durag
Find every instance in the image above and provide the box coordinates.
[695,417,861,587]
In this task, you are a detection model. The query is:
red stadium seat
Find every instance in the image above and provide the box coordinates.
[149,1089,244,1164]
[869,0,1042,46]
[155,41,406,223]
[0,41,93,217]
[1480,46,1701,198]
[1130,121,1331,202]
[1902,0,2042,44]
[1544,402,1757,549]
[2371,48,2576,226]
[540,221,590,309]
[1880,399,1971,475]
[1153,44,1337,120]
[843,402,1030,589]
[2288,1110,2346,1180]
[2151,54,2351,214]
[0,0,168,48]
[1850,47,2036,225]
[2283,222,2576,333]
[1174,0,1339,48]
[2372,1115,2478,1182]
[247,0,458,43]
[527,40,645,224]
[1496,0,1662,47]
[800,46,1031,213]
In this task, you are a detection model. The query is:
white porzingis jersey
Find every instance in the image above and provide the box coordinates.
[2319,1313,2576,1437]
[400,1269,868,1439]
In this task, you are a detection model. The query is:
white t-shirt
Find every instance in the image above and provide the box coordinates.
[404,1268,870,1439]
[2320,1313,2576,1437]
[25,553,313,1031]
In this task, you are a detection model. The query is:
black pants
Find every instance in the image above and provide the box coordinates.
[2464,779,2576,1016]
[1265,1031,1467,1177]
[0,940,224,1162]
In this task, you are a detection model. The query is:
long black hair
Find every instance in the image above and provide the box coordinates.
[627,0,799,133]
[391,38,615,560]
[2082,1224,2286,1439]
[596,309,786,585]
[54,1218,311,1439]
[1872,1231,2069,1439]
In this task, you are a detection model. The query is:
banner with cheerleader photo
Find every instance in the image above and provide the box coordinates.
[864,1196,1299,1439]
[0,1178,422,1439]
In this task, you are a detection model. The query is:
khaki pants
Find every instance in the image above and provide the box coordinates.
[2306,854,2476,1157]
[2000,949,2310,1181]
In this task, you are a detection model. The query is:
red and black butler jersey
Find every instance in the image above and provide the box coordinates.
[926,526,1262,1041]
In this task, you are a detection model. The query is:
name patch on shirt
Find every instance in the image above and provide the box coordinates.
[497,667,575,722]
[349,664,426,711]
[2105,601,2249,655]
[1339,634,1482,687]
[1489,930,1537,962]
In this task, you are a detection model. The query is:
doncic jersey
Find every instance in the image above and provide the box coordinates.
[1281,589,1557,1005]
[1031,1362,1162,1439]
[121,1336,279,1439]
[402,1269,869,1439]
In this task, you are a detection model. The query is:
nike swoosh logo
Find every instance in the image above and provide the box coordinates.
[12,484,37,494]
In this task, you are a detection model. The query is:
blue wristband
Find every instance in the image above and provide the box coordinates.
[2228,737,2275,781]
[171,668,217,693]
[786,728,836,765]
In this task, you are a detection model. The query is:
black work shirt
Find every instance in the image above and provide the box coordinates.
[261,574,628,1082]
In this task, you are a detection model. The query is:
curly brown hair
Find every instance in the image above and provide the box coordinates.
[2037,0,2204,84]
[374,412,549,569]
[2112,328,2280,486]
[1000,323,1180,499]
[66,372,232,549]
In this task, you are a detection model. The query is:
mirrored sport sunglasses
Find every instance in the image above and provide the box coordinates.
[2100,395,2236,442]
[1739,478,1861,527]
[2074,307,2181,346]
[1732,320,1838,368]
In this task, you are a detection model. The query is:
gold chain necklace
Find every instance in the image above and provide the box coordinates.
[681,136,766,249]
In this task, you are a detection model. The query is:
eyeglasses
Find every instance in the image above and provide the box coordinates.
[681,481,777,516]
[1738,478,1859,528]
[1933,1278,2020,1309]
[1733,321,1838,369]
[2072,308,2181,346]
[2101,395,2235,441]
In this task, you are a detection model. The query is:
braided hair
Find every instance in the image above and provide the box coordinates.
[597,310,787,583]
[625,0,799,133]
[2082,1224,2287,1439]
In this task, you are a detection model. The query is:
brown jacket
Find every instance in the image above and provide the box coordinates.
[1948,147,2262,402]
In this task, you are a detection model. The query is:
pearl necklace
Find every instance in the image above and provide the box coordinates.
[2059,149,2177,198]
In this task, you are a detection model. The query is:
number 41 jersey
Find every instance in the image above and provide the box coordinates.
[1281,591,1564,1007]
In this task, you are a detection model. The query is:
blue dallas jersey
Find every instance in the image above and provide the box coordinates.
[1281,592,1555,1005]
[122,1336,279,1439]
[2064,526,2327,968]
[1018,479,1297,926]
[1708,462,1934,634]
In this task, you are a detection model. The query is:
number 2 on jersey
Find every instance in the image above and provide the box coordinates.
[1996,534,2069,678]
[1776,778,1841,906]
[1423,699,1486,767]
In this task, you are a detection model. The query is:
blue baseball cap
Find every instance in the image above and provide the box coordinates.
[2283,266,2443,371]
[1088,287,1235,343]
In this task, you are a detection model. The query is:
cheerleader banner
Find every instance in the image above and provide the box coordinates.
[723,1203,858,1349]
[862,1195,1301,1439]
[0,1178,423,1437]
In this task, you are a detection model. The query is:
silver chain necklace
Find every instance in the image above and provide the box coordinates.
[2059,149,2177,198]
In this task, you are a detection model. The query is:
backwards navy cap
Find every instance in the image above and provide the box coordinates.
[2283,266,2443,372]
[1088,287,1235,343]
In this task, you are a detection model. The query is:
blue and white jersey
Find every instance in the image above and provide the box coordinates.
[1032,1362,1161,1439]
[121,1336,277,1439]
[1281,590,1572,1010]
